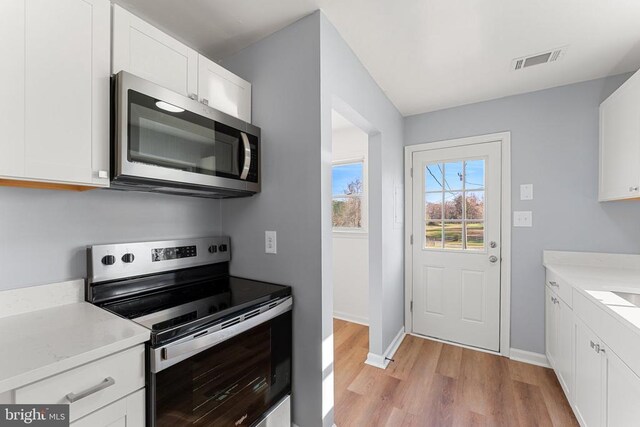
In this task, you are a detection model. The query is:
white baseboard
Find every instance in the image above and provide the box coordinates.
[510,348,550,368]
[333,312,368,326]
[365,326,405,369]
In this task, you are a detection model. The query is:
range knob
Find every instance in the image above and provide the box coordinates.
[208,245,218,254]
[121,253,135,263]
[101,255,116,266]
[218,244,228,253]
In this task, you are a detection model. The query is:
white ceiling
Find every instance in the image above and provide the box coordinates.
[115,0,640,116]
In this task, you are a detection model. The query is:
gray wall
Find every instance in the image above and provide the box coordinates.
[319,14,405,359]
[404,73,640,354]
[0,187,221,289]
[219,13,324,427]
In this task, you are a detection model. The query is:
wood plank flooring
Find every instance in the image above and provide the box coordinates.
[333,319,578,427]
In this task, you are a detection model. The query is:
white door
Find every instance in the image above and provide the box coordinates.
[412,141,501,351]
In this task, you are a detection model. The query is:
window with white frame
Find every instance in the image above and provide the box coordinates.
[332,160,365,230]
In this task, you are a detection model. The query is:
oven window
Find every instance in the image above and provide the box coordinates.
[127,90,243,179]
[153,311,291,427]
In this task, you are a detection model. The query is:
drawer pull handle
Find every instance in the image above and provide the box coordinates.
[549,281,559,287]
[66,377,115,403]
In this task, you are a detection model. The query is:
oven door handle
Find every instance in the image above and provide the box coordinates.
[240,132,251,180]
[151,297,292,373]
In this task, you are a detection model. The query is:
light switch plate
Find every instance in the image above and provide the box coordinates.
[265,231,277,254]
[513,211,533,227]
[520,184,533,200]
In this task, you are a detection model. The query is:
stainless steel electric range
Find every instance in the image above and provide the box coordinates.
[86,236,292,427]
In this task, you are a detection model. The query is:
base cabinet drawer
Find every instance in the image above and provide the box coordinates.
[15,345,144,422]
[546,269,572,307]
[72,389,144,427]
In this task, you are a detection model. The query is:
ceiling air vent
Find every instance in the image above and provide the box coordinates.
[511,46,567,71]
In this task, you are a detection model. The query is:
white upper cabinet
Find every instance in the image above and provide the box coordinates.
[112,5,251,122]
[0,0,110,188]
[112,5,198,98]
[599,69,640,201]
[198,54,251,122]
[0,0,25,179]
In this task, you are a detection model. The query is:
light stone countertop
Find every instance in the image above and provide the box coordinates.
[543,250,640,338]
[0,282,149,394]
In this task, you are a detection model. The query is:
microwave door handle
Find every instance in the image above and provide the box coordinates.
[240,132,251,180]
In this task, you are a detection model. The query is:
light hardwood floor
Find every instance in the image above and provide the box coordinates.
[333,319,578,427]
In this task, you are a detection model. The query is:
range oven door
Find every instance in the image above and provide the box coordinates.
[114,71,260,194]
[148,307,292,427]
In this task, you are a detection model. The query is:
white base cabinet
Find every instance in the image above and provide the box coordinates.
[545,283,574,399]
[545,267,640,427]
[72,389,144,427]
[573,317,605,427]
[605,344,640,427]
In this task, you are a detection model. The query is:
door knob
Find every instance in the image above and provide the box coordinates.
[489,255,498,263]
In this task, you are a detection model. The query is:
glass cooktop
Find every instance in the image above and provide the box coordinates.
[102,275,290,346]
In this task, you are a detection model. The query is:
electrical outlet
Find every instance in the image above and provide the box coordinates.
[513,211,533,227]
[265,231,277,254]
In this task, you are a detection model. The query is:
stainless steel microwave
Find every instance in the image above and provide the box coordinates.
[112,71,260,198]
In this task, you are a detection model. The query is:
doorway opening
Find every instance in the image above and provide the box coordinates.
[331,110,370,326]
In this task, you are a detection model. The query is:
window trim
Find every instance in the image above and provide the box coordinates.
[331,157,367,234]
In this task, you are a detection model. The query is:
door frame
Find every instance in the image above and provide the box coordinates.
[404,132,512,357]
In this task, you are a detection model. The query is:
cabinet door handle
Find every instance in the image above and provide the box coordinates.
[549,281,559,288]
[187,93,198,100]
[201,98,209,106]
[66,377,115,403]
[97,170,108,179]
[630,186,639,192]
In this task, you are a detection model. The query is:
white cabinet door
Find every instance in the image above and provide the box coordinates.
[198,54,251,122]
[574,317,605,427]
[23,0,110,186]
[112,5,198,97]
[599,69,640,201]
[557,297,574,399]
[72,389,144,427]
[545,286,558,369]
[0,0,25,178]
[605,345,640,427]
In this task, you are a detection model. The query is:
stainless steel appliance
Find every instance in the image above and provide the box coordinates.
[86,237,291,427]
[112,71,260,198]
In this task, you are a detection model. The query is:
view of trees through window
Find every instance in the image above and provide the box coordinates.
[425,159,485,250]
[332,162,364,228]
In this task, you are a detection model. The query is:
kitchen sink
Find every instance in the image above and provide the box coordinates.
[613,291,640,306]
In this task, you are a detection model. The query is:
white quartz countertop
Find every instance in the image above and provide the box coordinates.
[544,260,640,337]
[0,302,149,393]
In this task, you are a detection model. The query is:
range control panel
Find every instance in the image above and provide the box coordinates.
[152,245,197,262]
[88,236,231,283]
